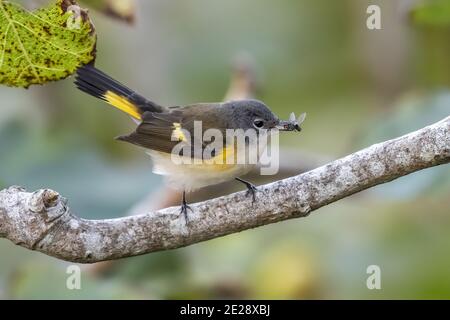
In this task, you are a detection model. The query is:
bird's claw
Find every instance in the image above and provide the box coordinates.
[180,202,193,224]
[245,183,258,204]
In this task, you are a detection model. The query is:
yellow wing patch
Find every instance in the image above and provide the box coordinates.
[104,91,141,120]
[172,123,188,142]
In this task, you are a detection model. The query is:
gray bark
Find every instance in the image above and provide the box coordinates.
[0,116,449,263]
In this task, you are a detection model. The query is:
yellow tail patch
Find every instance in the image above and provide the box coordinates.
[104,91,141,120]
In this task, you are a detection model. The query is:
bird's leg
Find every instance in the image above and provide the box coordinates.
[180,190,193,223]
[235,177,257,203]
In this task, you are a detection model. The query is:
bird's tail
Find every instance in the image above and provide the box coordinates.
[75,64,165,120]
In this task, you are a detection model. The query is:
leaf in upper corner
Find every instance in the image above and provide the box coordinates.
[410,0,450,27]
[0,0,96,88]
[80,0,135,24]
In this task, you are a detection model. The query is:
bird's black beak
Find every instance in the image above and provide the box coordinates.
[274,112,306,131]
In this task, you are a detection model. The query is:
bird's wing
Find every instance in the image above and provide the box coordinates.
[117,105,227,159]
[116,110,185,154]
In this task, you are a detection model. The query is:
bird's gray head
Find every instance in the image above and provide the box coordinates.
[222,99,305,131]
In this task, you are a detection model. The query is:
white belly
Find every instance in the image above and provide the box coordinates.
[146,134,273,191]
[147,150,255,191]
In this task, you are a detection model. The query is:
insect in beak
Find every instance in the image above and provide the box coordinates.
[275,112,307,131]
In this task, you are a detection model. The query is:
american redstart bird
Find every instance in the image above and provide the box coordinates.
[74,65,305,220]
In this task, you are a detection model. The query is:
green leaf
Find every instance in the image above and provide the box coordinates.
[0,0,96,88]
[411,0,450,27]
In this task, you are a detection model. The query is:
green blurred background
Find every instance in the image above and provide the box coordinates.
[1,0,450,299]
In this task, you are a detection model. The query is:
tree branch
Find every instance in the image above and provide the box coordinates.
[1,116,449,263]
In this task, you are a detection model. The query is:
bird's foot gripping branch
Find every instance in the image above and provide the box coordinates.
[0,116,449,263]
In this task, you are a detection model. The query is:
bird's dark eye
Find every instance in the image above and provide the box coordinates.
[253,119,264,128]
